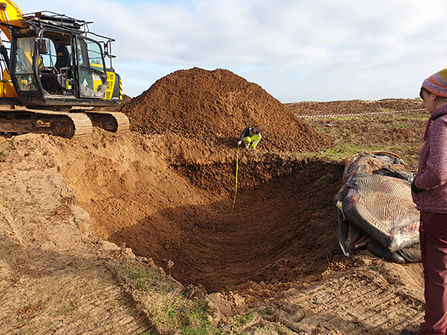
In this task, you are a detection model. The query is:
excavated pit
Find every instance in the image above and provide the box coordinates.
[101,67,341,294]
[1,126,343,296]
[107,155,345,293]
[26,67,345,297]
[40,124,344,296]
[40,126,343,297]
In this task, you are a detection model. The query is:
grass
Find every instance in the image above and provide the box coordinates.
[0,139,12,160]
[113,260,223,334]
[234,310,255,327]
[300,110,428,168]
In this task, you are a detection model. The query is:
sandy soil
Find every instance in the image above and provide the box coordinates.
[0,68,427,334]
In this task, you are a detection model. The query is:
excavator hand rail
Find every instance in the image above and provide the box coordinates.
[86,30,117,63]
[22,11,116,50]
[22,11,91,33]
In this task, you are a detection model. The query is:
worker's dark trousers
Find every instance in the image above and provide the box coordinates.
[420,212,447,335]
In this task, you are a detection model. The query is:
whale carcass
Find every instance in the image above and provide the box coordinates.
[333,151,421,264]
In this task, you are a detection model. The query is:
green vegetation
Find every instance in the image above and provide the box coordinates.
[234,310,255,327]
[300,110,428,167]
[114,260,223,334]
[0,140,11,159]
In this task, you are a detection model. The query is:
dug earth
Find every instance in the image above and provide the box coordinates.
[0,68,425,334]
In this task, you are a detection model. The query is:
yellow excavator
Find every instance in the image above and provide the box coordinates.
[0,0,129,138]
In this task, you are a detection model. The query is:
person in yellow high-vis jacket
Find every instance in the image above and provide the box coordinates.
[238,126,262,149]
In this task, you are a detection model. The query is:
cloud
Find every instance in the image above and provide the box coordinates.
[9,0,447,100]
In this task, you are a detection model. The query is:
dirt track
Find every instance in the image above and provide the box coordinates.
[0,68,427,334]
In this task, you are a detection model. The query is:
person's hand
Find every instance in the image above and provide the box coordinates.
[238,141,242,146]
[411,180,424,194]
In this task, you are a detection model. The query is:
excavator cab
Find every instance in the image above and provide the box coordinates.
[0,2,129,138]
[6,12,122,108]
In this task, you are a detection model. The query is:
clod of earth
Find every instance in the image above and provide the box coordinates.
[334,151,421,264]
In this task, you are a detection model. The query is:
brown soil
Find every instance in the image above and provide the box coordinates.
[0,68,426,334]
[285,99,424,116]
[119,67,332,152]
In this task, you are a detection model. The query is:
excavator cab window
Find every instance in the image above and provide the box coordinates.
[36,36,74,95]
[13,37,38,92]
[76,37,107,99]
[39,38,57,68]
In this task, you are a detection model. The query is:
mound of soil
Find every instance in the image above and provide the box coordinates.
[119,67,332,152]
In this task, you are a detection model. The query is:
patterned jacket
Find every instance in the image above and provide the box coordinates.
[412,104,447,213]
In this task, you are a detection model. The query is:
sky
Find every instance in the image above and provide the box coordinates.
[9,0,447,102]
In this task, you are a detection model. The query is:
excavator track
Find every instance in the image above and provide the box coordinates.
[86,111,130,133]
[0,107,130,138]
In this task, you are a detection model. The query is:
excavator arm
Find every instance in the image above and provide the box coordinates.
[0,0,24,41]
[0,0,25,98]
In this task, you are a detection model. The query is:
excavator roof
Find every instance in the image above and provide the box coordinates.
[22,11,90,31]
[0,10,115,44]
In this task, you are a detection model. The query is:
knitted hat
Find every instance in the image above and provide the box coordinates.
[422,69,447,97]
